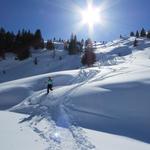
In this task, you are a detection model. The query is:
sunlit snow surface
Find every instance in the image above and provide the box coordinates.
[0,38,150,150]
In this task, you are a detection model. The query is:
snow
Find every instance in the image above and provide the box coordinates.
[85,129,150,150]
[0,37,150,149]
[0,111,48,150]
[0,48,81,83]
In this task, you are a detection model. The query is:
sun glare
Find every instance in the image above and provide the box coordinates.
[80,2,101,32]
[75,0,109,36]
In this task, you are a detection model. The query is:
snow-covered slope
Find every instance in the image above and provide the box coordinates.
[0,48,81,83]
[1,110,149,150]
[0,37,150,150]
[0,111,48,150]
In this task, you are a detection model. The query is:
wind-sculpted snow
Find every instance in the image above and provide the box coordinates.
[0,86,31,110]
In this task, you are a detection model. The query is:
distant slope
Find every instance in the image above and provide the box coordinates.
[0,48,81,83]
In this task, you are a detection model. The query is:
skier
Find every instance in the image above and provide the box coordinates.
[47,77,53,94]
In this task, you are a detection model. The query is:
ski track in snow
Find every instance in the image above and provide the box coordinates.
[11,56,134,150]
[14,69,100,150]
[18,106,95,150]
[16,63,132,150]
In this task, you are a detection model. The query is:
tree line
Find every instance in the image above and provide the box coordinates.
[129,28,150,47]
[130,28,150,39]
[0,27,44,60]
[0,28,85,60]
[65,33,96,66]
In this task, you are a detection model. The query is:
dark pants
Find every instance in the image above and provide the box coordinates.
[47,84,53,94]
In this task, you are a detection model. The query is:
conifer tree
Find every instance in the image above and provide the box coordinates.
[136,30,139,38]
[33,29,44,49]
[53,37,56,42]
[140,28,146,37]
[0,27,6,59]
[68,34,79,55]
[81,39,96,67]
[0,27,45,60]
[5,31,15,52]
[130,32,135,37]
[14,29,31,60]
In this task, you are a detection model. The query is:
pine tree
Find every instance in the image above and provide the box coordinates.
[136,31,139,38]
[81,39,96,67]
[13,30,21,54]
[81,48,96,67]
[0,27,45,60]
[26,30,34,47]
[130,32,135,37]
[5,31,15,52]
[59,38,61,42]
[0,27,6,59]
[14,29,31,60]
[68,34,79,55]
[33,29,44,49]
[140,28,146,37]
[0,27,5,34]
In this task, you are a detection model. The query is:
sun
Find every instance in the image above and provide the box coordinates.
[75,0,108,36]
[80,2,101,31]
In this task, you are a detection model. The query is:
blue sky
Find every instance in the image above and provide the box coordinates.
[0,0,149,41]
